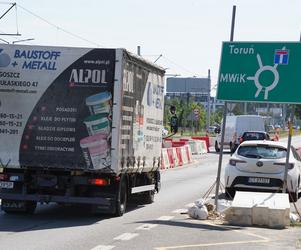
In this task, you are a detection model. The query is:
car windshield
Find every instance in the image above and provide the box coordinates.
[238,145,287,159]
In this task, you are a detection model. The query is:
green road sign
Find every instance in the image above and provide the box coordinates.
[216,42,301,103]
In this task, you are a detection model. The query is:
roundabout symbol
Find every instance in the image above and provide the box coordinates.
[247,50,283,100]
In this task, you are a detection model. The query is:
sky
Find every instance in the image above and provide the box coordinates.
[1,0,301,95]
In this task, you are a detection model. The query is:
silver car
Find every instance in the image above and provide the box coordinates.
[224,140,301,202]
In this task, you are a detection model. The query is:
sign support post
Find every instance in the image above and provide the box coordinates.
[214,5,236,209]
[283,105,295,193]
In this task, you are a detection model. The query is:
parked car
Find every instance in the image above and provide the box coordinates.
[208,126,218,134]
[162,128,169,136]
[224,140,301,202]
[239,131,270,144]
[274,124,281,129]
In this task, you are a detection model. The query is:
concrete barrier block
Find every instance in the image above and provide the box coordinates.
[224,191,290,228]
[252,206,269,226]
[268,208,290,228]
[224,207,253,226]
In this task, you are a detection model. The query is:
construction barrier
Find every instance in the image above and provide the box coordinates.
[181,146,188,165]
[172,141,186,147]
[185,145,192,163]
[191,136,210,152]
[175,147,183,166]
[188,140,208,155]
[162,140,172,148]
[167,148,175,168]
[161,144,193,170]
[161,148,169,170]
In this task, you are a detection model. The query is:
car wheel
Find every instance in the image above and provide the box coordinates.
[289,180,299,203]
[215,141,220,153]
[225,188,235,199]
[289,191,298,203]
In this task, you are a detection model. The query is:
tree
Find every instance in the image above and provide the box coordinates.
[164,96,207,135]
[295,104,301,120]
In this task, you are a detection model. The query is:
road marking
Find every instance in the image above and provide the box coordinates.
[155,238,270,250]
[172,209,188,214]
[113,233,139,241]
[154,221,270,250]
[90,245,115,250]
[157,216,174,221]
[136,223,158,230]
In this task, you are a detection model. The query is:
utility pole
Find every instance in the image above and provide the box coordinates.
[137,46,141,56]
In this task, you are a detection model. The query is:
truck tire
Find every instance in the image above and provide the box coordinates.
[141,190,155,204]
[115,176,127,217]
[2,200,37,214]
[215,141,220,152]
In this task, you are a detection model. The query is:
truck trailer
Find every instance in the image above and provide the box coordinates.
[0,45,165,216]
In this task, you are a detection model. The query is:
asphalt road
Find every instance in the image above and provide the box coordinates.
[1,136,301,250]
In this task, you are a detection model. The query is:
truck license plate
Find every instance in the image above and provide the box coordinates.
[248,177,270,184]
[0,181,14,189]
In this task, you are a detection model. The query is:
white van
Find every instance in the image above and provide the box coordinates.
[215,115,265,153]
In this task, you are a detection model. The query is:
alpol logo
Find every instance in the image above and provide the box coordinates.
[0,49,11,67]
[69,69,107,87]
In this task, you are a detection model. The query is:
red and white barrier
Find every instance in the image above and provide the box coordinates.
[161,144,193,170]
[188,140,208,155]
[161,148,169,170]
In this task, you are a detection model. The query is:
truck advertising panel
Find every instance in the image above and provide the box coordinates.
[120,58,164,169]
[0,45,115,170]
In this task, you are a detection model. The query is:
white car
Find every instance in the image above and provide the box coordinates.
[224,140,301,202]
[162,128,169,136]
[208,126,217,134]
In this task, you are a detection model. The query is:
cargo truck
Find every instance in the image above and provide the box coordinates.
[0,45,165,216]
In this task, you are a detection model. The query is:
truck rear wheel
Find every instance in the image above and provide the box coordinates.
[115,177,127,217]
[141,190,155,204]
